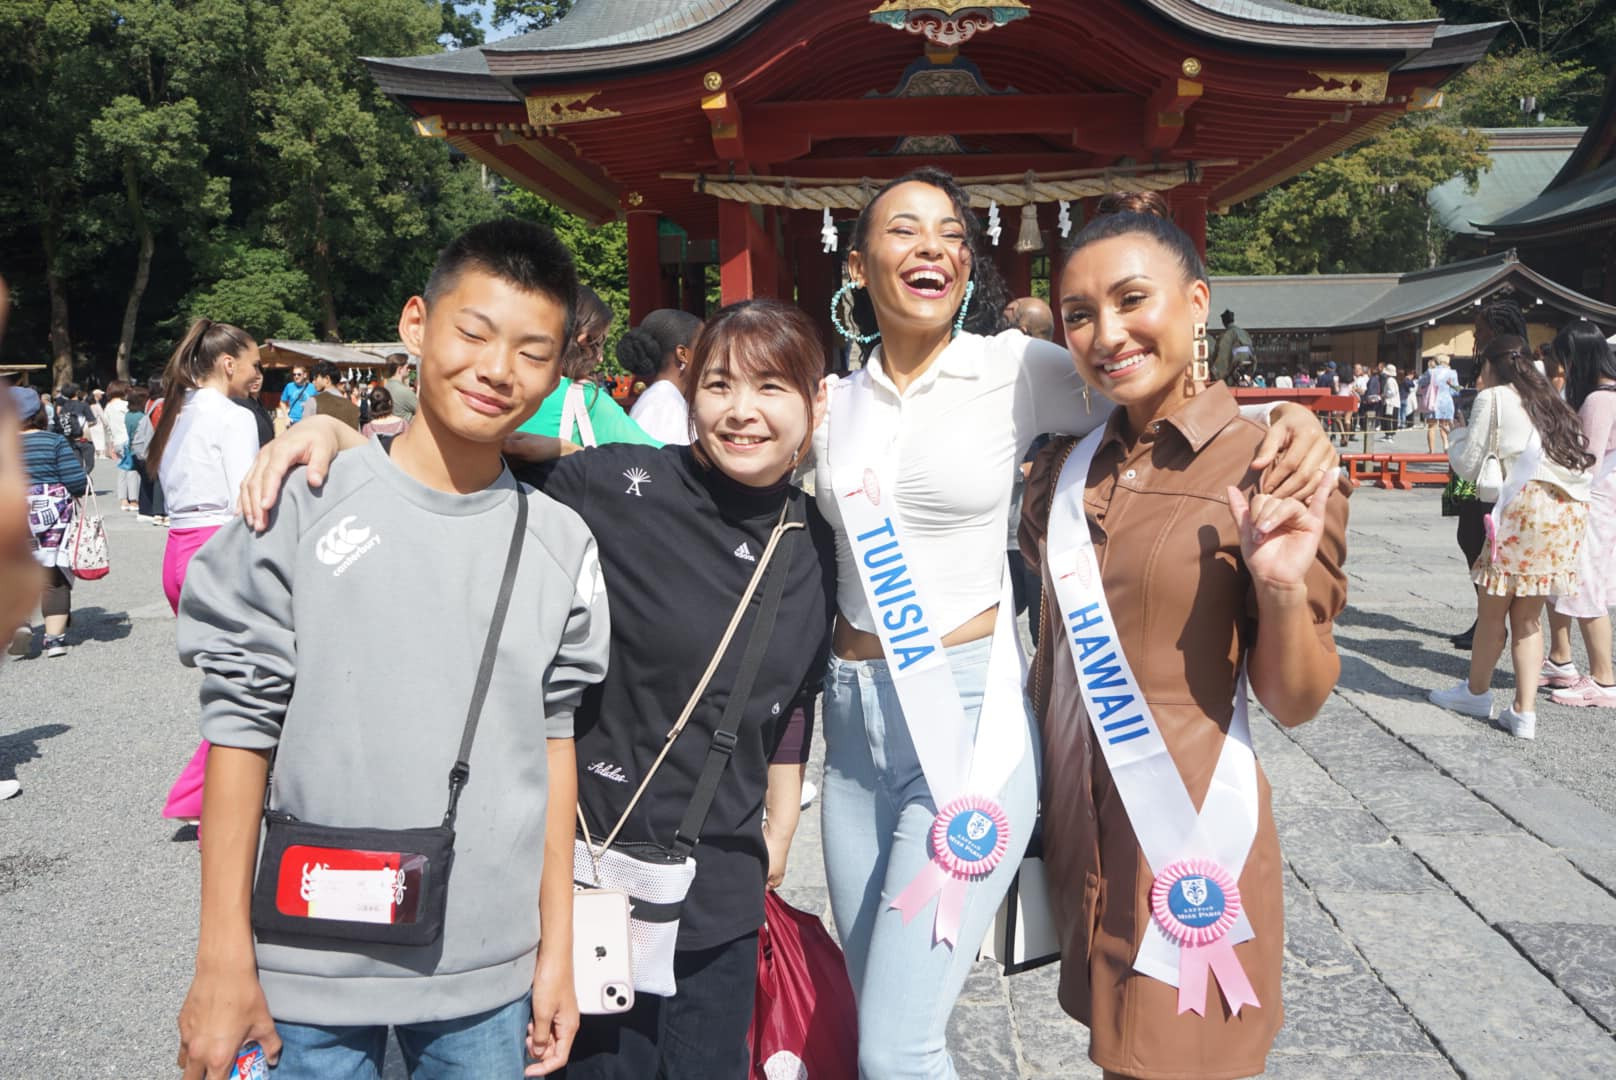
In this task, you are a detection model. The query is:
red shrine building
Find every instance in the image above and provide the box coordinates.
[367,1,1497,359]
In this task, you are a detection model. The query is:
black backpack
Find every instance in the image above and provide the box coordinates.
[53,401,86,441]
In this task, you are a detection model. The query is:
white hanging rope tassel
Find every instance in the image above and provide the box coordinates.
[987,200,1002,246]
[1014,203,1042,253]
[1058,200,1073,238]
[821,207,838,253]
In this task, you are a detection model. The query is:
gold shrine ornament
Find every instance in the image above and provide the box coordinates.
[524,90,622,128]
[1286,70,1389,104]
[869,0,1031,47]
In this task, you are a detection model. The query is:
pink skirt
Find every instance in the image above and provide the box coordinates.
[1554,470,1616,619]
[162,525,220,822]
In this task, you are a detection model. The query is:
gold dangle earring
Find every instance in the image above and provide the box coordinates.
[1189,321,1210,392]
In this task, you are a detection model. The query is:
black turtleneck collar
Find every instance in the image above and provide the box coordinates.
[679,444,792,518]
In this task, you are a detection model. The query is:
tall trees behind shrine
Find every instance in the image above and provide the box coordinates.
[1208,0,1616,276]
[1,0,1608,384]
[0,0,544,386]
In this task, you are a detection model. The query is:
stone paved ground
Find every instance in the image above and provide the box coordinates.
[3,446,1614,1077]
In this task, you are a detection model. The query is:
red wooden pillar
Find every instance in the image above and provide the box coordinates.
[1175,196,1208,261]
[626,210,661,326]
[794,235,836,371]
[719,200,778,303]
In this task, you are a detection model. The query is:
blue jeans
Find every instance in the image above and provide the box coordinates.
[271,995,529,1079]
[821,637,1039,1080]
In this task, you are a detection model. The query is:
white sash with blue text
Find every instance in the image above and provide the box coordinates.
[827,371,1027,944]
[1046,427,1261,997]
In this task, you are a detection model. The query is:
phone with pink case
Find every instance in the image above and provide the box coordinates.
[573,888,635,1014]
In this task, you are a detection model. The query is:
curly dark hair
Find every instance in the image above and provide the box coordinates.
[1481,336,1594,473]
[844,166,1007,341]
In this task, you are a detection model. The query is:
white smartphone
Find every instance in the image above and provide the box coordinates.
[573,888,635,1015]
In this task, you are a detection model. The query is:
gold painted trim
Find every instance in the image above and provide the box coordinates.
[412,115,445,138]
[869,0,1030,15]
[523,90,622,128]
[1286,70,1389,105]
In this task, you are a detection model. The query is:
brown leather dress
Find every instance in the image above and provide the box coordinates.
[1020,385,1348,1079]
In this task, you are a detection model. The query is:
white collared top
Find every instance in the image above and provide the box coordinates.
[814,329,1105,636]
[158,386,260,529]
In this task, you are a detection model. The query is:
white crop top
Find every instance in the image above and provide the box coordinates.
[813,329,1105,636]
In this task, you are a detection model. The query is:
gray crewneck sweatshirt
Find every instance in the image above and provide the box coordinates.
[178,437,609,1025]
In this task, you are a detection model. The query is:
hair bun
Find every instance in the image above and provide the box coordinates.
[614,327,662,379]
[1094,191,1171,221]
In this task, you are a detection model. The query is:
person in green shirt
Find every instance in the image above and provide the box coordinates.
[517,285,660,447]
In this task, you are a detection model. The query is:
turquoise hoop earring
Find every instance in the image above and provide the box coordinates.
[952,279,976,337]
[830,282,880,345]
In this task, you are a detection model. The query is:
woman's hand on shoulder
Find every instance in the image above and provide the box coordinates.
[1227,479,1332,599]
[1252,402,1338,499]
[238,416,359,532]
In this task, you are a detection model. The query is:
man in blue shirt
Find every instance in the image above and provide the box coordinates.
[278,366,314,425]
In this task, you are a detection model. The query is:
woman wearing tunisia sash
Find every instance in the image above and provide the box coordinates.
[817,168,1339,1079]
[1020,193,1347,1079]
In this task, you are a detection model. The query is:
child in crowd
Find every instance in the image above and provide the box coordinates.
[174,220,608,1078]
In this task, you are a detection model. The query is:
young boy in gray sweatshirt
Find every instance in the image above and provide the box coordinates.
[175,221,608,1079]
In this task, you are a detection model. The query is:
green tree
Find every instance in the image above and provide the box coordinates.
[183,235,318,340]
[0,1,119,385]
[1439,49,1597,127]
[491,0,575,33]
[250,0,459,339]
[1213,121,1490,274]
[87,0,244,379]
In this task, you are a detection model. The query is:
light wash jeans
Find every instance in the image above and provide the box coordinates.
[821,636,1039,1080]
[270,995,529,1079]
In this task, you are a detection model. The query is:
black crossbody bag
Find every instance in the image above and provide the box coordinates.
[251,495,528,947]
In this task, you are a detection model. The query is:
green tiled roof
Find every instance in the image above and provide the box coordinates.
[1211,250,1616,333]
[1484,158,1616,232]
[1428,129,1582,236]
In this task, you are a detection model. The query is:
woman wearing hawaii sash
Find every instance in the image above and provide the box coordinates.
[817,170,1339,1078]
[1021,193,1348,1079]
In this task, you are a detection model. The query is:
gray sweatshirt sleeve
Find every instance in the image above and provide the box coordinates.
[541,532,610,738]
[176,500,301,750]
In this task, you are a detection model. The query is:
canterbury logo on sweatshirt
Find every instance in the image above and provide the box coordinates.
[316,515,382,576]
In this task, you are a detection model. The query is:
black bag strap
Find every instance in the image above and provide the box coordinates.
[442,489,528,828]
[672,495,804,855]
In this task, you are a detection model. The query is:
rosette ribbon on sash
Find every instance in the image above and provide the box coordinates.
[1151,859,1260,1016]
[891,796,1011,945]
[827,368,1029,950]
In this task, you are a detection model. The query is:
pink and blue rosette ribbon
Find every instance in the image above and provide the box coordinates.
[890,795,1010,947]
[1150,858,1261,1017]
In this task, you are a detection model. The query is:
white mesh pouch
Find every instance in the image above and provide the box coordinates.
[574,838,696,996]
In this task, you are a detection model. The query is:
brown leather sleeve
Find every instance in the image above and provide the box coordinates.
[1018,435,1077,578]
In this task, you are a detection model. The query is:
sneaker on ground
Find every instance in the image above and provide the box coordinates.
[0,779,19,801]
[8,627,32,658]
[43,635,68,658]
[1540,659,1580,689]
[799,780,818,810]
[136,514,154,522]
[1429,681,1495,719]
[1497,706,1536,739]
[1550,677,1616,708]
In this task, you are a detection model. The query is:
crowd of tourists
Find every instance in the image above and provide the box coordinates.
[0,166,1609,1080]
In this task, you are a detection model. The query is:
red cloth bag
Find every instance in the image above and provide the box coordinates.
[748,891,859,1079]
